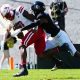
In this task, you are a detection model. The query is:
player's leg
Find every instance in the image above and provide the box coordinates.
[0,42,10,69]
[0,52,6,69]
[4,50,10,64]
[56,30,80,58]
[13,45,28,77]
[13,29,38,77]
[74,51,80,58]
[61,41,80,58]
[45,46,63,70]
[35,34,63,70]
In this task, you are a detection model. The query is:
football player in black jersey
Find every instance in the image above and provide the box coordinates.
[21,1,80,62]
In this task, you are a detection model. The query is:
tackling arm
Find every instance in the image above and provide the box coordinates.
[23,10,35,22]
[21,19,41,31]
[21,18,48,31]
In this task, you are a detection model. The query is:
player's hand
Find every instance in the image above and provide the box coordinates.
[13,21,24,30]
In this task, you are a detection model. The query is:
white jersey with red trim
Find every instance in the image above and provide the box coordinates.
[12,5,32,27]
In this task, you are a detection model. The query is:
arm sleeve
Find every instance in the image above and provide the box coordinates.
[21,13,48,31]
[23,10,35,22]
[21,19,41,31]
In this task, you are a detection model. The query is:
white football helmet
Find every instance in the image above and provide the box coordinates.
[0,4,14,17]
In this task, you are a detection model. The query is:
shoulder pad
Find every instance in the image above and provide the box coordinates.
[16,5,24,13]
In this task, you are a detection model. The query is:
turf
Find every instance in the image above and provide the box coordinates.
[0,69,80,80]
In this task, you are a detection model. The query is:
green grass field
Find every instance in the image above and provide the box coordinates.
[0,69,80,80]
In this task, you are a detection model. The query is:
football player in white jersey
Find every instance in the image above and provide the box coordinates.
[0,4,35,76]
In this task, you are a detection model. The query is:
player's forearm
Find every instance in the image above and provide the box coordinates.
[21,20,40,31]
[23,10,35,22]
[21,24,33,31]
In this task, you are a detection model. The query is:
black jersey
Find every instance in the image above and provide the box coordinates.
[21,12,60,37]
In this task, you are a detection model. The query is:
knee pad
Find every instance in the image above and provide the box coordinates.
[61,43,72,53]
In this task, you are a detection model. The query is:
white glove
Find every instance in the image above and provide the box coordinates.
[11,28,21,37]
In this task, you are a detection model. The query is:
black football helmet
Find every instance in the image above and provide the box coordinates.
[31,1,45,16]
